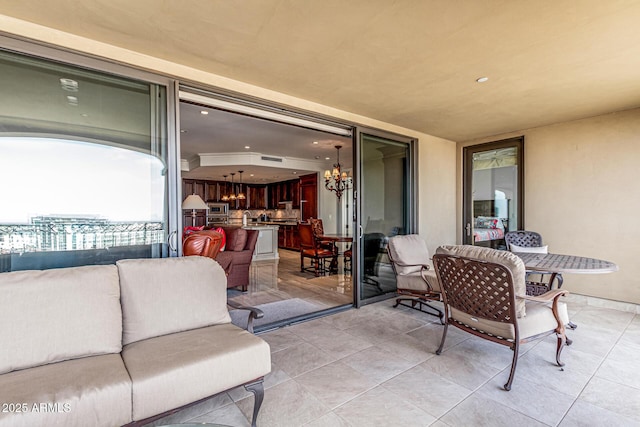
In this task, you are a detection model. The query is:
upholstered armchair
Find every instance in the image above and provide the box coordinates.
[182,230,224,259]
[433,245,571,391]
[387,234,443,322]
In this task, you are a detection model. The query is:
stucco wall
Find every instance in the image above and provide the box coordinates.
[461,108,640,304]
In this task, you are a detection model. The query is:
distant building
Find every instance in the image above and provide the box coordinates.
[0,215,164,254]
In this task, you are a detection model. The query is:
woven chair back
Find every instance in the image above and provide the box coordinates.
[433,253,518,326]
[505,230,543,249]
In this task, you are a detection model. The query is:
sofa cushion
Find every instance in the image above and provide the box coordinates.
[122,323,271,421]
[117,257,231,345]
[436,245,527,318]
[226,228,248,251]
[0,265,122,374]
[0,354,132,427]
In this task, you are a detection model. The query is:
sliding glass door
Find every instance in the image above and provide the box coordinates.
[0,48,173,272]
[356,132,414,305]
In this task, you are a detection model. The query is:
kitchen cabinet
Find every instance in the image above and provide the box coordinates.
[268,178,301,209]
[248,185,267,209]
[277,224,300,250]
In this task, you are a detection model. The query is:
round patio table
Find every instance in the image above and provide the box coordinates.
[515,252,618,274]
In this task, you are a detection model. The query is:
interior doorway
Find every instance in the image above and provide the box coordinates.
[178,89,355,331]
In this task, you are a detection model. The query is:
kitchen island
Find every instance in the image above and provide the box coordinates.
[242,224,279,261]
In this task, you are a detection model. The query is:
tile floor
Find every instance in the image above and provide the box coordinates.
[148,295,640,427]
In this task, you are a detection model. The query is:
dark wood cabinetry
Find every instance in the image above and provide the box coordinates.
[268,178,301,209]
[278,224,300,250]
[299,173,318,221]
[247,185,267,209]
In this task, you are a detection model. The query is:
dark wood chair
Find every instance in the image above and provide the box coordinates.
[299,223,335,277]
[433,245,571,391]
[505,230,564,296]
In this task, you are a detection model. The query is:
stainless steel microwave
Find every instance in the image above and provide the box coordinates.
[207,203,229,216]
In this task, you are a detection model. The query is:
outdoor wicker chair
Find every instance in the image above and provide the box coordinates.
[505,230,563,296]
[387,234,443,322]
[433,245,571,391]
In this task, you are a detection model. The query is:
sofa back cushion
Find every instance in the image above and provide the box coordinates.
[0,265,122,374]
[117,256,231,345]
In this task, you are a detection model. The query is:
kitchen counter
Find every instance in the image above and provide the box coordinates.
[242,225,279,261]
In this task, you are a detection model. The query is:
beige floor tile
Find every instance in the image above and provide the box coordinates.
[559,400,640,427]
[439,394,546,427]
[535,335,604,376]
[513,346,594,397]
[340,345,417,384]
[407,323,470,353]
[569,306,635,332]
[296,361,378,409]
[579,377,640,421]
[382,365,472,418]
[236,379,331,427]
[419,344,502,390]
[271,341,337,378]
[303,411,351,426]
[288,319,374,360]
[478,375,575,426]
[334,386,437,427]
[260,327,305,352]
[373,332,438,365]
[187,402,251,427]
[560,324,621,357]
[595,342,640,389]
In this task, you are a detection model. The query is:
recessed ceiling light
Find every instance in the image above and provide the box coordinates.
[325,157,331,160]
[292,171,297,174]
[200,110,209,115]
[250,174,254,177]
[476,77,489,83]
[312,141,319,145]
[244,145,250,149]
[180,129,187,133]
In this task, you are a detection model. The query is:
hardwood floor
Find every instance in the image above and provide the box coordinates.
[228,248,353,312]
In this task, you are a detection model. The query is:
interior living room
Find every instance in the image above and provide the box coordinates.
[1,2,639,426]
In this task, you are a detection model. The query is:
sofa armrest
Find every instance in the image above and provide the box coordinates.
[227,300,264,333]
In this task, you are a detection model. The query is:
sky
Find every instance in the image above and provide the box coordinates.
[0,137,166,223]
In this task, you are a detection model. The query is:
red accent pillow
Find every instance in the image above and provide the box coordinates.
[214,227,227,251]
[183,226,204,235]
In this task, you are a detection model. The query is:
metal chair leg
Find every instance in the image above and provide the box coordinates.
[244,379,265,427]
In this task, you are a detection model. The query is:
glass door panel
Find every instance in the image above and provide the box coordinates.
[463,137,524,248]
[0,49,169,272]
[357,133,411,305]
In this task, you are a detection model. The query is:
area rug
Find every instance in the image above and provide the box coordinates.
[229,298,323,329]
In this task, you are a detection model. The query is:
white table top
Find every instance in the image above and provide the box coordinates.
[515,252,618,274]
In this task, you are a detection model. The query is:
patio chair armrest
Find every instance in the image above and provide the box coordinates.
[518,289,568,303]
[227,300,264,333]
[517,289,569,332]
[393,261,430,270]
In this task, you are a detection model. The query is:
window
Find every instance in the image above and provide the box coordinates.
[0,49,169,272]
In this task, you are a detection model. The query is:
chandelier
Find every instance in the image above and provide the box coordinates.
[221,171,246,201]
[324,145,351,200]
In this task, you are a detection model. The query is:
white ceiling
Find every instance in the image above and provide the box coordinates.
[2,1,640,142]
[179,101,351,183]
